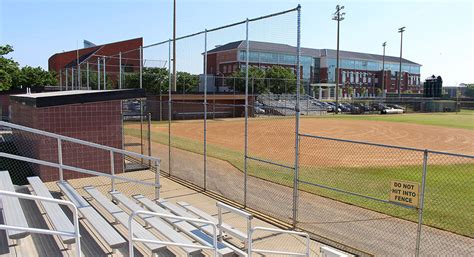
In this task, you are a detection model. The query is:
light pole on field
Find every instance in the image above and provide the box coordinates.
[397,26,406,98]
[333,4,345,114]
[382,41,387,98]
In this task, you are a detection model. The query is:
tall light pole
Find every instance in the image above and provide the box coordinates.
[398,26,405,98]
[172,0,177,92]
[333,5,345,114]
[382,41,387,98]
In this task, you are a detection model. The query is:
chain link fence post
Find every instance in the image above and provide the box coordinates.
[119,51,122,89]
[204,29,208,190]
[243,18,250,207]
[86,62,90,89]
[168,39,172,176]
[139,46,143,89]
[415,149,429,257]
[292,4,301,228]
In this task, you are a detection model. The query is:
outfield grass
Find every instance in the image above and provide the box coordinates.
[125,126,473,237]
[311,109,474,130]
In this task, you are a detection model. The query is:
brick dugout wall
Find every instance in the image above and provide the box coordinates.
[10,100,123,181]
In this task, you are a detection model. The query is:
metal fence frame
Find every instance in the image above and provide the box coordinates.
[296,133,474,257]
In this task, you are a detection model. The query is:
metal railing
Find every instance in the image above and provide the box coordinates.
[247,226,310,256]
[128,210,218,257]
[0,121,161,199]
[0,190,81,257]
[216,201,253,244]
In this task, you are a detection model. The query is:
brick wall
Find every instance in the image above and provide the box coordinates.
[0,95,9,120]
[10,100,123,182]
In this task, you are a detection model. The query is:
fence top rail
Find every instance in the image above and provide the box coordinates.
[299,133,474,158]
[0,121,160,163]
[143,5,299,49]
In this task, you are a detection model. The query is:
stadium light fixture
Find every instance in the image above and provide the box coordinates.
[382,41,387,98]
[333,5,345,114]
[397,26,406,98]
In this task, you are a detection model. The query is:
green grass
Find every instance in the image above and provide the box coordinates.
[125,126,474,237]
[310,109,474,130]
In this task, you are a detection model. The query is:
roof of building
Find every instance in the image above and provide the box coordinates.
[10,89,146,108]
[208,40,420,65]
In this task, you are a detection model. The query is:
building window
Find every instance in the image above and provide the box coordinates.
[223,65,227,73]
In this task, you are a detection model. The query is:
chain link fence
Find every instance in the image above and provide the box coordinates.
[115,4,473,256]
[2,3,472,256]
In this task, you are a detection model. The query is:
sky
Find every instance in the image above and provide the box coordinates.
[0,0,473,87]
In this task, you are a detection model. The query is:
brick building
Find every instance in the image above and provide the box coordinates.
[9,89,145,182]
[48,38,143,89]
[206,40,422,96]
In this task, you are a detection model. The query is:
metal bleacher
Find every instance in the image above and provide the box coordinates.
[0,121,312,257]
[257,93,325,116]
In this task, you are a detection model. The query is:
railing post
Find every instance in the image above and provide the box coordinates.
[72,204,81,257]
[155,159,160,199]
[217,205,223,241]
[57,138,63,181]
[140,99,144,164]
[110,150,115,192]
[415,149,429,257]
[148,113,152,167]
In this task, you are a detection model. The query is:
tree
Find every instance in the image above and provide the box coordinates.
[375,88,382,97]
[265,66,297,94]
[176,71,199,93]
[17,66,57,87]
[124,67,169,94]
[0,45,20,91]
[347,86,354,97]
[465,84,474,98]
[0,44,57,91]
[225,66,296,94]
[226,67,266,94]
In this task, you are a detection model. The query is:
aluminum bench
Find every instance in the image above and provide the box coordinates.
[133,195,238,257]
[109,191,201,256]
[177,201,248,243]
[0,171,29,241]
[27,176,76,245]
[57,181,126,251]
[83,186,166,254]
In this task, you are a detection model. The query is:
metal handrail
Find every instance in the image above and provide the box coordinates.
[0,121,161,198]
[0,121,160,163]
[128,210,218,257]
[0,190,81,257]
[248,226,310,257]
[216,202,252,243]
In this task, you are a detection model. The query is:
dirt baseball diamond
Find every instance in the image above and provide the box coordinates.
[126,117,474,166]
